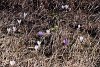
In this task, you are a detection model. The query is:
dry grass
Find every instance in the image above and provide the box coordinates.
[0,0,100,67]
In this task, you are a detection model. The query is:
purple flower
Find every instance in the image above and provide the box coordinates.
[37,31,44,36]
[63,38,68,45]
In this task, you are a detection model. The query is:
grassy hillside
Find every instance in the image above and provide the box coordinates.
[0,0,100,67]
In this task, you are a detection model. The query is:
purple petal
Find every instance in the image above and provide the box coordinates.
[37,31,44,36]
[63,38,68,45]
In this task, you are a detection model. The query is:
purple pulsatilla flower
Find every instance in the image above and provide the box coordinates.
[63,38,68,45]
[37,31,44,36]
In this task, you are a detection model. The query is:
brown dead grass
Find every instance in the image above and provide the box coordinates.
[0,0,100,67]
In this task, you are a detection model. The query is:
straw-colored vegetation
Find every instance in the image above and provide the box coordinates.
[0,0,100,67]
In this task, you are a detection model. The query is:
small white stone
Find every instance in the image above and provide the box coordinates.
[17,19,21,24]
[7,28,11,33]
[34,45,39,51]
[64,5,69,9]
[46,29,50,34]
[37,41,41,46]
[10,60,15,66]
[12,26,17,32]
[24,12,27,18]
[79,36,84,42]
